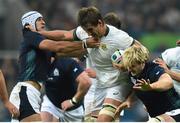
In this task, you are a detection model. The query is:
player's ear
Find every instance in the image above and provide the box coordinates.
[24,23,30,28]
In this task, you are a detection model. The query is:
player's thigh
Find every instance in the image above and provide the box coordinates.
[41,95,60,121]
[20,114,41,122]
[10,82,41,121]
[41,111,59,122]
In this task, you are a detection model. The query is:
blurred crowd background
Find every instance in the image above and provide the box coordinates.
[0,0,179,121]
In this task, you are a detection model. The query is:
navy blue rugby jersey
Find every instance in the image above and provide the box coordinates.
[18,29,52,83]
[45,58,84,109]
[130,61,180,117]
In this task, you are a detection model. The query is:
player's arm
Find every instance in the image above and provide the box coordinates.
[165,70,180,82]
[154,58,180,82]
[150,73,173,91]
[39,38,99,57]
[131,39,142,47]
[73,71,92,102]
[39,29,74,41]
[0,70,19,117]
[61,71,92,111]
[56,48,88,58]
[135,73,173,91]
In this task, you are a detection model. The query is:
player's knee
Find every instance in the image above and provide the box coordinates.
[99,104,117,119]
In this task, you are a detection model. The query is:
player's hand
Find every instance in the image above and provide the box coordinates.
[85,68,96,78]
[86,37,100,48]
[133,79,152,91]
[114,101,130,119]
[154,58,169,72]
[4,101,20,118]
[61,99,74,111]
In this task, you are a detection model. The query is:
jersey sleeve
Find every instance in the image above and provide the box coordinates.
[73,26,89,41]
[149,65,165,82]
[116,30,134,50]
[64,59,84,81]
[24,31,45,48]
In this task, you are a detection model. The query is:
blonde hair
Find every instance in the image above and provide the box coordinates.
[122,45,149,68]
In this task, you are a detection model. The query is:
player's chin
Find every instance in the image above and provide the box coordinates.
[40,27,46,31]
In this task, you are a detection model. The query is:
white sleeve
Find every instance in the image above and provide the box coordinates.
[116,30,134,50]
[75,26,89,41]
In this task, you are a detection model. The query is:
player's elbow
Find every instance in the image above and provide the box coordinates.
[81,77,92,90]
[78,72,92,90]
[160,73,173,90]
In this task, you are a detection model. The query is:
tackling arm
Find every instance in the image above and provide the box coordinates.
[150,73,173,91]
[39,30,74,41]
[39,38,100,57]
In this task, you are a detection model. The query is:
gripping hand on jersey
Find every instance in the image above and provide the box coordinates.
[4,101,20,118]
[154,58,169,72]
[61,99,74,111]
[86,37,100,48]
[133,79,152,91]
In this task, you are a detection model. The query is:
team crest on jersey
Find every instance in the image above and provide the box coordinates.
[53,68,59,76]
[100,43,107,50]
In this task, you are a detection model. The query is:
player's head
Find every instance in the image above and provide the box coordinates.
[21,11,45,31]
[123,45,149,75]
[104,12,121,29]
[78,6,105,38]
[176,40,180,46]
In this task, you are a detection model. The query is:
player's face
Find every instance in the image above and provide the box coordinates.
[83,20,105,38]
[127,62,145,76]
[35,17,46,31]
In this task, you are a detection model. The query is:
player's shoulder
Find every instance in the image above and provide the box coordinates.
[74,26,89,40]
[107,25,130,38]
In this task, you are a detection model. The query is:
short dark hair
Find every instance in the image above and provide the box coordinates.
[104,12,121,29]
[78,6,103,28]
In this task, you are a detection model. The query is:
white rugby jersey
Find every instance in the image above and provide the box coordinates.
[75,25,133,88]
[162,47,180,69]
[161,46,180,95]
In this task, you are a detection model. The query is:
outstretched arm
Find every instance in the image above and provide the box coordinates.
[134,73,173,91]
[0,70,19,118]
[155,58,180,82]
[39,30,75,41]
[115,91,136,118]
[39,37,100,57]
[61,71,92,111]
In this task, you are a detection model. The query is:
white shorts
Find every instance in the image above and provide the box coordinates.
[41,95,84,122]
[84,78,132,115]
[9,82,41,121]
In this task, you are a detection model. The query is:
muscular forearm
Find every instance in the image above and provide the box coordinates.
[40,30,74,41]
[74,72,91,102]
[56,49,87,57]
[0,70,9,104]
[150,73,173,91]
[165,69,180,82]
[56,42,87,57]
